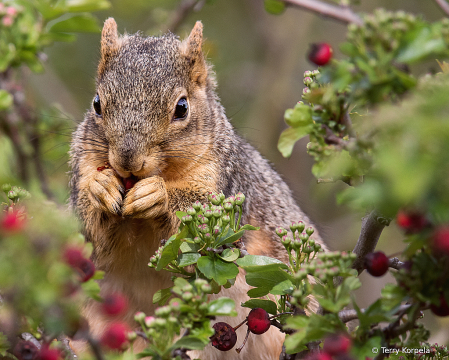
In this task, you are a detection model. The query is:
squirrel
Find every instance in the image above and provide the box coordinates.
[69,18,327,359]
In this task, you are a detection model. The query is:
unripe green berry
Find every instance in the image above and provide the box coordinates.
[182,292,193,301]
[226,196,235,206]
[127,331,137,341]
[275,227,288,238]
[187,207,196,215]
[304,70,312,77]
[182,284,193,292]
[182,215,193,223]
[201,284,212,293]
[303,77,313,86]
[292,239,302,251]
[281,235,292,246]
[222,215,230,224]
[155,318,167,327]
[204,210,213,218]
[308,239,315,247]
[134,312,146,322]
[155,306,171,317]
[294,269,307,280]
[299,232,309,243]
[2,184,11,193]
[303,87,311,95]
[193,236,202,244]
[192,201,202,211]
[213,209,222,218]
[312,70,320,76]
[235,196,244,206]
[297,221,305,233]
[306,227,314,236]
[204,233,212,240]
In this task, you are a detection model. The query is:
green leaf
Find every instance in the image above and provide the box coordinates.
[197,256,239,286]
[278,126,312,158]
[177,253,201,267]
[397,26,447,64]
[241,299,277,315]
[264,0,285,14]
[49,14,101,33]
[217,248,240,262]
[245,269,293,296]
[238,224,259,231]
[180,242,200,253]
[81,279,102,301]
[207,297,237,316]
[0,90,13,111]
[66,0,111,12]
[169,336,208,351]
[153,287,172,305]
[247,287,270,297]
[92,270,105,280]
[270,279,294,295]
[156,227,189,270]
[236,255,288,271]
[284,103,312,128]
[176,211,188,221]
[214,229,244,247]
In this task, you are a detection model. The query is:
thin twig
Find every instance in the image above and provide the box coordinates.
[57,335,77,360]
[163,0,206,34]
[351,211,387,274]
[281,0,363,26]
[434,0,449,16]
[388,257,405,270]
[338,304,411,323]
[20,333,41,349]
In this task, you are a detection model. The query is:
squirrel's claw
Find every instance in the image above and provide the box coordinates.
[122,176,168,219]
[88,169,124,216]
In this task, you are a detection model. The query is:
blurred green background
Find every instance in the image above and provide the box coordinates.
[9,0,448,342]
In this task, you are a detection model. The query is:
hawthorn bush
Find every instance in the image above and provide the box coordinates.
[1,1,449,360]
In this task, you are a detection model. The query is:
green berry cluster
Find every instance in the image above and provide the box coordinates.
[181,192,246,246]
[276,222,322,273]
[290,251,356,307]
[2,184,30,204]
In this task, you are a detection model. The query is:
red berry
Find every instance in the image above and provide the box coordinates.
[38,346,61,360]
[123,176,138,192]
[364,251,389,277]
[323,334,352,355]
[307,43,333,66]
[13,340,39,360]
[101,322,130,350]
[430,295,449,317]
[1,210,25,233]
[77,258,95,282]
[211,322,237,351]
[97,166,107,171]
[396,211,429,234]
[63,247,85,267]
[102,293,128,316]
[247,308,271,334]
[431,226,449,257]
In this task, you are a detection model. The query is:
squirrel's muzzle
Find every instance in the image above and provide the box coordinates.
[108,134,146,176]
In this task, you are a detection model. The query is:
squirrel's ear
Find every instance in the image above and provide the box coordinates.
[98,18,120,76]
[181,21,207,85]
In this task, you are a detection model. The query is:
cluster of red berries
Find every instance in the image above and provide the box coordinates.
[210,308,274,353]
[306,334,353,360]
[100,292,131,350]
[63,246,95,283]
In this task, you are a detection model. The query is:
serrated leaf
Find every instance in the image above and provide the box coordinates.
[156,227,188,271]
[284,103,312,128]
[217,248,239,262]
[214,229,244,247]
[197,256,239,286]
[270,279,294,295]
[207,297,237,316]
[238,224,259,231]
[153,287,172,305]
[241,299,277,315]
[177,253,201,267]
[278,126,312,158]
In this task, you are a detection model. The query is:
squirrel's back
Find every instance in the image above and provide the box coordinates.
[69,19,325,359]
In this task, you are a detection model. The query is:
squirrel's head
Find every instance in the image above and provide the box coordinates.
[92,18,217,179]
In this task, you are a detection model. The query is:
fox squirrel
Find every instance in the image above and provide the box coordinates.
[69,18,326,359]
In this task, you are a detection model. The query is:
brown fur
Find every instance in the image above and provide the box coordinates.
[69,18,327,358]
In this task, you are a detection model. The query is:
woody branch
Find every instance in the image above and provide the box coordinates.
[280,0,363,26]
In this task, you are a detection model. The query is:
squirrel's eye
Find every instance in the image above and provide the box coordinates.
[173,97,188,121]
[93,94,102,116]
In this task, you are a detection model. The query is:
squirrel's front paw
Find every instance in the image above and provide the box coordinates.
[122,176,168,219]
[88,169,124,215]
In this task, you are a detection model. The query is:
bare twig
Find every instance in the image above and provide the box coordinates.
[341,111,356,138]
[388,257,405,270]
[434,0,449,16]
[281,0,363,26]
[57,335,77,360]
[20,333,41,349]
[351,211,387,274]
[163,0,206,34]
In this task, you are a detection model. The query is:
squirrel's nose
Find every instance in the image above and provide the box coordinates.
[109,149,145,177]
